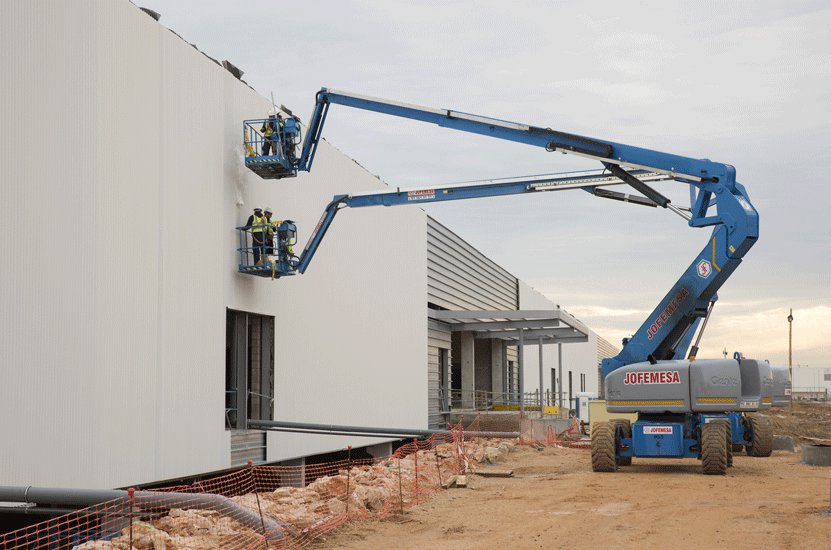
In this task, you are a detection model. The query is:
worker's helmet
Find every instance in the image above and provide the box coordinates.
[264,206,273,214]
[253,207,262,213]
[267,109,277,118]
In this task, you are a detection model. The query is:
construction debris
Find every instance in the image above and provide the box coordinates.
[69,438,516,549]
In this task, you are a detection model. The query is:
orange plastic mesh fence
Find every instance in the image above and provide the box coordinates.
[0,420,527,549]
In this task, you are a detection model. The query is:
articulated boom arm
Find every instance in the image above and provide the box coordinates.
[293,169,674,274]
[266,88,759,370]
[299,89,728,186]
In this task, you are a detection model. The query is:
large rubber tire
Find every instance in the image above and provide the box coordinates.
[726,422,733,467]
[612,419,632,466]
[591,421,617,472]
[701,421,728,475]
[745,415,773,457]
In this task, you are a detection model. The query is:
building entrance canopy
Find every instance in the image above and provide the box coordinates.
[429,309,590,414]
[428,309,589,345]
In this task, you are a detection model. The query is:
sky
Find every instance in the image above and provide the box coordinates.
[145,0,830,371]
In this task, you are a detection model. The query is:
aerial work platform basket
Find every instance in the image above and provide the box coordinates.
[243,117,301,179]
[236,221,299,278]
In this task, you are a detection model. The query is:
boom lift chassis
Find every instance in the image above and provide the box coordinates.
[241,88,772,474]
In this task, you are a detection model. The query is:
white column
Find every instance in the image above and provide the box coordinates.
[491,339,504,403]
[460,331,475,408]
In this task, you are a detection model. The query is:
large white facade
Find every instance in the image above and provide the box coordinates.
[0,0,426,489]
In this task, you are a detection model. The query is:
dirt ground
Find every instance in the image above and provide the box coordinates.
[314,407,831,550]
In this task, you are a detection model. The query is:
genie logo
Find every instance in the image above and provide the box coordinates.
[710,376,738,386]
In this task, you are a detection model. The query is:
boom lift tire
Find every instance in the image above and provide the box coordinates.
[591,421,617,472]
[612,419,632,466]
[725,421,733,467]
[745,415,773,457]
[709,419,734,467]
[701,421,728,475]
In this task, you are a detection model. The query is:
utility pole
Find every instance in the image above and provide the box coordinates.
[788,309,794,413]
[788,309,794,369]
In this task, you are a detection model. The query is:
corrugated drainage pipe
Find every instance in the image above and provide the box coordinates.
[0,486,286,542]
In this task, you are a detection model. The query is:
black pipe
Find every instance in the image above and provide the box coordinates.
[246,419,518,439]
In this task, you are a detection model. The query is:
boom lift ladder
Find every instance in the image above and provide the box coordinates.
[240,89,768,473]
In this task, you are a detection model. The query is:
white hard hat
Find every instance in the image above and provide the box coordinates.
[264,206,273,214]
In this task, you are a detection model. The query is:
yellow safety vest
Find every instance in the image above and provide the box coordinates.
[262,119,277,138]
[250,215,265,233]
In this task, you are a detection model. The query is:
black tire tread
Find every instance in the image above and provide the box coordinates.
[701,421,728,475]
[746,415,773,457]
[591,421,617,472]
[612,419,632,466]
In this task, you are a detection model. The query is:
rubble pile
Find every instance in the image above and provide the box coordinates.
[762,401,831,443]
[72,438,516,549]
[72,510,263,549]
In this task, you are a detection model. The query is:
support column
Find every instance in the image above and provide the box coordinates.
[538,337,544,412]
[558,342,564,412]
[460,331,475,409]
[518,328,525,414]
[491,340,504,404]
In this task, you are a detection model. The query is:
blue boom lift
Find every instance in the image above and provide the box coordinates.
[240,89,774,474]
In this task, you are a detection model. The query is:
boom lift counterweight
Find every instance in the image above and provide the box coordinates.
[240,88,771,474]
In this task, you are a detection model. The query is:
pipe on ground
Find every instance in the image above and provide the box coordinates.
[0,486,286,542]
[246,419,519,439]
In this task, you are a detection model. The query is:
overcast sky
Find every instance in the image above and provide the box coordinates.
[146,0,830,370]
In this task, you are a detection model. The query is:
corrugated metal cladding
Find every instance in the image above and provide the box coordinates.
[427,216,518,311]
[230,432,267,466]
[426,216,520,427]
[427,319,451,428]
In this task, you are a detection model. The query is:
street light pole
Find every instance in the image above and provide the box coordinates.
[788,309,794,412]
[788,308,794,370]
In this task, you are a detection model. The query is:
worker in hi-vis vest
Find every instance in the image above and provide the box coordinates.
[245,207,266,265]
[260,112,283,156]
[263,206,275,255]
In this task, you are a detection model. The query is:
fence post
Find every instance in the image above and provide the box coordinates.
[345,445,352,516]
[397,458,404,514]
[434,444,443,488]
[248,460,268,548]
[412,439,419,506]
[127,487,135,549]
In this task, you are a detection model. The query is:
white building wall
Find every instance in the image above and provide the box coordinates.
[0,0,426,489]
[517,282,600,405]
[792,366,831,394]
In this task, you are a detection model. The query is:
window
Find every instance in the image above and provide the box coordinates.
[226,309,275,429]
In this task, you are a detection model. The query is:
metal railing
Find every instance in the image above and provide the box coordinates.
[243,119,299,161]
[438,388,568,413]
[225,388,275,430]
[792,387,829,400]
[236,223,299,276]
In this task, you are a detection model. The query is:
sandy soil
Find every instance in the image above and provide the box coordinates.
[314,434,831,549]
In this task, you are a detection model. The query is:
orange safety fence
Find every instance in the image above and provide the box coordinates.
[0,418,529,549]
